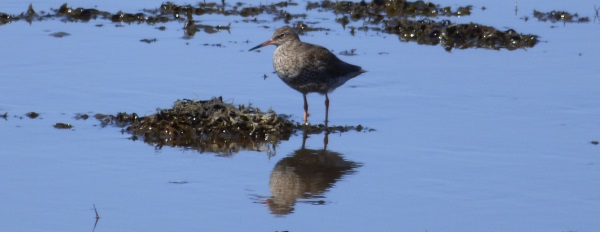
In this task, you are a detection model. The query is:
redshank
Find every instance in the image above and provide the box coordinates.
[249,26,366,126]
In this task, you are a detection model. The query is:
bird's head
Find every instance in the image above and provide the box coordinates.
[249,26,299,51]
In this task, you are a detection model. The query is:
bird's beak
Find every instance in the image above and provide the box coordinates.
[248,39,275,51]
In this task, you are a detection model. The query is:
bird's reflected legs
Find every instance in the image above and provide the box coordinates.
[301,129,308,149]
[303,93,309,125]
[324,129,329,150]
[325,93,330,129]
[324,93,330,149]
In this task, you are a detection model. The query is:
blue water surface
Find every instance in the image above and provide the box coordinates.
[1,1,599,231]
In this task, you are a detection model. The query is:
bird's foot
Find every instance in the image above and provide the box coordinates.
[303,111,310,125]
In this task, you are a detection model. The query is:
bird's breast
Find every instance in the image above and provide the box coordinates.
[273,47,300,81]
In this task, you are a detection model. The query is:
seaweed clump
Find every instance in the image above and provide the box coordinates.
[384,19,539,51]
[533,10,590,23]
[98,97,294,155]
[308,0,472,19]
[303,1,538,51]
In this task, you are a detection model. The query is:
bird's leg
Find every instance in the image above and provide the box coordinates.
[325,93,330,130]
[303,94,309,125]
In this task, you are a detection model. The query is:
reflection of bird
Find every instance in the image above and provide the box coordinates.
[267,133,360,215]
[249,26,366,126]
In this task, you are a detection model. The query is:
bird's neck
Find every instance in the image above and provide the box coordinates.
[278,39,300,50]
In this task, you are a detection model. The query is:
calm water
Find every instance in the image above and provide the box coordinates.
[1,1,600,231]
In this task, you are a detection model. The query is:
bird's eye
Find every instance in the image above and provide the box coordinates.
[277,33,286,39]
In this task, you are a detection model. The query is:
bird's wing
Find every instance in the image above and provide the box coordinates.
[301,43,344,74]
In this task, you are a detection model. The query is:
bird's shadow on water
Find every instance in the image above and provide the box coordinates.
[258,131,362,216]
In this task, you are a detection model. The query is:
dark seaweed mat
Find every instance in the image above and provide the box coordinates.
[96,97,372,155]
[532,10,590,23]
[97,97,294,155]
[0,1,539,51]
[311,1,538,51]
[384,19,538,51]
[308,0,473,19]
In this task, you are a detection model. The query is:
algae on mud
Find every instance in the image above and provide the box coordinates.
[96,97,371,155]
[0,1,540,51]
[307,0,473,18]
[384,19,539,51]
[532,10,590,23]
[309,1,538,51]
[97,97,293,155]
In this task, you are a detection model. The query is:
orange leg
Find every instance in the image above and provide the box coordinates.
[303,94,309,124]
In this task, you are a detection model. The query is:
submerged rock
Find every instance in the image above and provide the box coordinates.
[54,123,73,129]
[26,112,40,119]
[49,32,70,38]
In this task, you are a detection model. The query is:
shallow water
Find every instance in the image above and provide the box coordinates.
[2,1,600,231]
